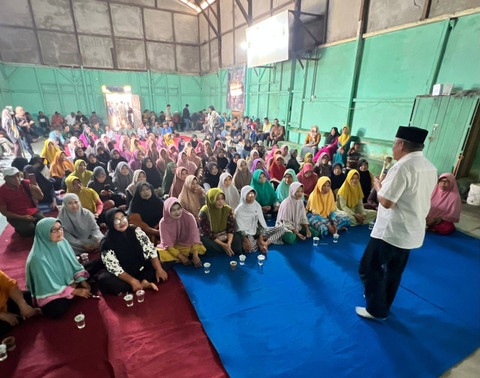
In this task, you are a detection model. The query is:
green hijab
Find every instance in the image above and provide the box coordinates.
[275,168,298,202]
[162,162,176,195]
[26,218,87,306]
[200,188,232,233]
[251,169,278,207]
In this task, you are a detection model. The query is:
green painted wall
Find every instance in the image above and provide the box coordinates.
[0,64,204,121]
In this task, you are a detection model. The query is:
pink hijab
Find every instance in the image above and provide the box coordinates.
[276,182,308,231]
[177,151,197,175]
[158,197,202,250]
[427,173,462,223]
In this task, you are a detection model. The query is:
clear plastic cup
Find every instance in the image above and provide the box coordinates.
[136,290,145,303]
[0,344,7,361]
[80,253,89,263]
[203,262,211,274]
[313,237,320,246]
[124,294,134,307]
[74,313,85,329]
[230,261,237,271]
[239,254,246,265]
[333,233,339,243]
[257,254,265,266]
[368,221,375,230]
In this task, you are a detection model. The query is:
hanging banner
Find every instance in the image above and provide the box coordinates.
[226,65,246,112]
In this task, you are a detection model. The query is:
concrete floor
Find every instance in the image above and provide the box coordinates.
[0,136,479,377]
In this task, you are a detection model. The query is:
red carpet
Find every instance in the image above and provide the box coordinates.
[0,224,227,378]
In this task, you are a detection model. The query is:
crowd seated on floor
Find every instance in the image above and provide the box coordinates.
[0,104,462,331]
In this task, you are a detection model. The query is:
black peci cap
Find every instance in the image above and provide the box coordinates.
[395,126,428,144]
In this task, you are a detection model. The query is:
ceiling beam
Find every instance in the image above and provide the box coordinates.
[195,0,218,37]
[234,0,250,25]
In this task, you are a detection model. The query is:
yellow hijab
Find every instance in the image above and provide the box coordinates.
[306,177,336,218]
[200,188,231,233]
[65,175,99,214]
[130,138,145,153]
[164,133,175,147]
[40,140,60,165]
[338,126,351,146]
[337,169,364,208]
[73,160,93,187]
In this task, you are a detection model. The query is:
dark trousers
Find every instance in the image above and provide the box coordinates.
[0,292,32,336]
[40,259,104,318]
[9,211,45,237]
[359,237,410,318]
[201,232,243,255]
[97,262,156,295]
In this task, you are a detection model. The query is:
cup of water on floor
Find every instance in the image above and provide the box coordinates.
[2,336,15,351]
[239,254,246,265]
[136,290,145,303]
[230,261,237,271]
[333,233,339,243]
[124,294,134,307]
[313,237,320,247]
[80,253,89,264]
[74,313,85,329]
[0,344,7,361]
[257,254,265,266]
[203,262,211,274]
[368,221,375,230]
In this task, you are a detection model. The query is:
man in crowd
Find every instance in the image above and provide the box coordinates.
[357,126,437,320]
[183,104,191,132]
[0,167,45,237]
[65,112,76,127]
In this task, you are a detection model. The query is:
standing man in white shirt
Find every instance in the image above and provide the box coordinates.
[357,126,437,320]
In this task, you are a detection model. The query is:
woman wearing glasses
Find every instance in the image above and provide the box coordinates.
[98,208,168,295]
[25,218,101,318]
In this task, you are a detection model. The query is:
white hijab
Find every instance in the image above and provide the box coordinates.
[234,185,267,236]
[276,182,308,231]
[218,172,240,209]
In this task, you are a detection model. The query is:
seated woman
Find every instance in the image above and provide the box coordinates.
[158,198,206,268]
[313,134,339,163]
[179,175,205,217]
[186,147,202,169]
[251,170,280,214]
[216,149,229,171]
[107,149,127,175]
[156,148,173,177]
[296,163,318,200]
[96,145,111,167]
[314,152,331,178]
[226,152,240,176]
[358,159,374,203]
[232,159,252,192]
[286,149,300,174]
[177,151,197,175]
[73,160,93,187]
[332,126,351,165]
[269,154,287,183]
[50,151,75,189]
[40,139,60,166]
[65,175,103,220]
[306,177,350,237]
[162,162,176,197]
[129,150,145,171]
[246,149,260,170]
[86,153,106,172]
[88,166,125,207]
[336,170,377,226]
[277,182,319,244]
[202,162,221,190]
[426,173,462,235]
[300,125,321,160]
[146,138,159,163]
[128,181,163,243]
[74,146,88,164]
[198,188,243,256]
[112,162,133,196]
[142,157,163,194]
[26,218,102,318]
[170,167,188,198]
[58,194,103,255]
[0,269,41,336]
[329,163,346,197]
[98,208,168,295]
[276,169,299,202]
[23,164,58,211]
[29,154,52,180]
[250,158,271,180]
[235,186,285,253]
[299,152,314,171]
[218,172,240,209]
